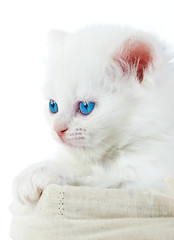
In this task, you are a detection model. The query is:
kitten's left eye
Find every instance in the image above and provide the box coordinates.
[78,101,95,115]
[49,99,58,113]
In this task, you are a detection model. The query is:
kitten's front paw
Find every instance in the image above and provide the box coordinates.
[12,161,72,205]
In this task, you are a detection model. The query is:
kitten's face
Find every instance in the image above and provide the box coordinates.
[45,26,156,150]
[46,68,127,149]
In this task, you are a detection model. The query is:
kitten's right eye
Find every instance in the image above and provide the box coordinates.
[49,99,58,113]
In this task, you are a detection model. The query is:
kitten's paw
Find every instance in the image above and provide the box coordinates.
[12,161,72,205]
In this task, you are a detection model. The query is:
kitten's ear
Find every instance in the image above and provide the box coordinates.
[48,30,69,47]
[113,39,154,83]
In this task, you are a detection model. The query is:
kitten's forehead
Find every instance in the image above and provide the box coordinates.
[47,25,152,100]
[48,39,110,101]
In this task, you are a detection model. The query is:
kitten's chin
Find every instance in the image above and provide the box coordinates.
[59,137,74,148]
[61,139,86,149]
[62,138,88,149]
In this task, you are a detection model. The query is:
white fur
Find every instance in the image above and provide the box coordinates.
[13,25,174,205]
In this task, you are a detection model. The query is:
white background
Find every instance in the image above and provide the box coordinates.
[0,0,174,238]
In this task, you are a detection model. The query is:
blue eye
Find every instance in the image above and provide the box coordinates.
[78,101,95,115]
[49,99,58,113]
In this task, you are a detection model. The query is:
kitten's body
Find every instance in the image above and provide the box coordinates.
[13,26,174,204]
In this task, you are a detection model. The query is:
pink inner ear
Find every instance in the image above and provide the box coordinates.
[114,39,153,82]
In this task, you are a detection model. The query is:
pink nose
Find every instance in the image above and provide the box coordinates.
[54,122,68,137]
[59,128,68,136]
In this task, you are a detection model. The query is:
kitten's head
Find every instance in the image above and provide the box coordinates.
[44,26,168,151]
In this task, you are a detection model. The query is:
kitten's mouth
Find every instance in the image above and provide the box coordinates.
[57,134,85,148]
[57,134,70,145]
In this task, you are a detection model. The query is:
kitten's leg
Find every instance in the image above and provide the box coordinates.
[12,161,74,205]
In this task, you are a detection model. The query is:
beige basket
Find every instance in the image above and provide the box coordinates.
[10,180,174,240]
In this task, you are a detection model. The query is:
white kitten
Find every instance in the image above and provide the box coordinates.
[13,25,174,205]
